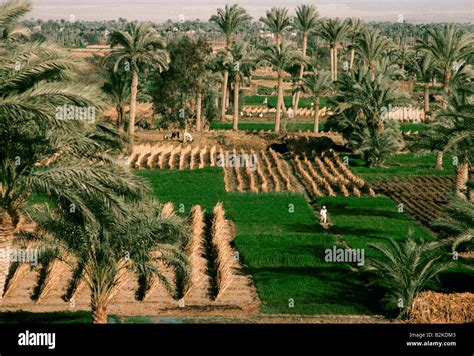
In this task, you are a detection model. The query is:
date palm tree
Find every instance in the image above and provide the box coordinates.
[436,92,474,196]
[102,66,131,134]
[317,18,350,81]
[0,41,149,303]
[352,28,393,73]
[346,18,364,71]
[366,235,451,319]
[334,66,406,166]
[299,70,332,133]
[22,200,189,323]
[260,7,291,46]
[0,0,30,45]
[432,192,474,252]
[105,23,170,147]
[409,52,437,113]
[227,42,258,131]
[262,43,303,132]
[210,5,251,120]
[293,4,319,110]
[417,24,474,93]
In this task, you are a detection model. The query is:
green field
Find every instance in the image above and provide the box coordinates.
[137,167,454,315]
[210,121,429,135]
[210,120,322,132]
[350,153,454,183]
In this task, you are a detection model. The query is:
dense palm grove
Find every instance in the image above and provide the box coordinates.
[0,0,473,323]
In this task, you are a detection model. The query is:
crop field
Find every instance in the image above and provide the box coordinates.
[134,167,471,315]
[1,199,257,313]
[373,175,455,227]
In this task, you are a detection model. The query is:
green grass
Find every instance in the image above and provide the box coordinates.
[0,311,92,323]
[210,120,323,132]
[350,153,454,183]
[136,167,226,213]
[399,123,428,132]
[137,168,452,315]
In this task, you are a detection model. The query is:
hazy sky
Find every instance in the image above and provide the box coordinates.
[28,0,473,23]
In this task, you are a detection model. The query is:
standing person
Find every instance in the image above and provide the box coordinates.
[320,206,328,224]
[184,131,193,143]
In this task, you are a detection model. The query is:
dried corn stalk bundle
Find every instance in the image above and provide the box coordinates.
[184,205,209,300]
[179,145,192,170]
[210,145,217,166]
[160,202,175,218]
[233,149,246,192]
[211,203,234,299]
[199,146,208,169]
[304,157,335,196]
[189,146,201,170]
[262,151,281,192]
[294,156,322,196]
[253,150,268,192]
[269,149,292,190]
[409,291,474,324]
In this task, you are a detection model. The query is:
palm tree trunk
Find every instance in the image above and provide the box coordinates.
[91,296,108,324]
[129,69,139,147]
[349,48,355,71]
[313,98,320,133]
[117,106,125,134]
[0,212,15,304]
[220,70,229,120]
[330,46,334,81]
[455,162,469,196]
[334,46,338,81]
[294,32,308,109]
[275,34,280,46]
[275,73,283,133]
[196,91,202,131]
[435,151,444,170]
[443,67,451,93]
[423,85,430,113]
[233,77,240,131]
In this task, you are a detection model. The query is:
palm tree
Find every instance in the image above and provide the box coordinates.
[102,67,131,134]
[293,4,319,110]
[299,70,332,133]
[366,235,451,319]
[417,24,474,93]
[0,0,31,45]
[334,66,406,166]
[210,5,251,120]
[317,18,351,81]
[227,42,258,131]
[105,23,169,147]
[411,121,449,171]
[22,200,189,323]
[262,43,303,132]
[260,7,291,46]
[346,18,364,71]
[432,192,474,252]
[409,52,437,113]
[0,38,148,303]
[352,28,393,73]
[436,93,474,196]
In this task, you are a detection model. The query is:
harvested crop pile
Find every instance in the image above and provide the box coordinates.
[409,291,474,323]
